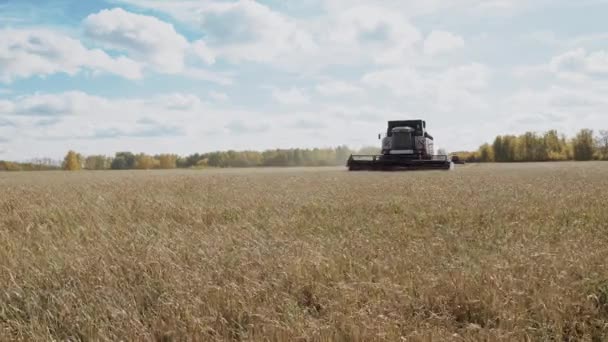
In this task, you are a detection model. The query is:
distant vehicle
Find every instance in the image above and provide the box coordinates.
[451,155,466,164]
[347,120,453,171]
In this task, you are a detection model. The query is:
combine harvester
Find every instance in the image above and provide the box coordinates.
[347,120,453,171]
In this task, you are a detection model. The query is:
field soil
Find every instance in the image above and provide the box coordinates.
[1,163,608,341]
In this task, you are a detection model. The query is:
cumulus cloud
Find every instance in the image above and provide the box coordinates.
[329,5,422,64]
[225,120,270,134]
[0,28,142,82]
[361,63,491,117]
[156,93,203,111]
[0,91,212,160]
[182,68,233,85]
[0,100,15,114]
[290,119,327,130]
[271,87,310,105]
[0,91,206,121]
[115,1,316,67]
[315,81,363,96]
[362,63,489,95]
[4,0,608,159]
[83,7,228,85]
[209,91,229,102]
[0,117,14,127]
[514,48,608,83]
[10,91,110,116]
[550,48,608,77]
[423,30,465,56]
[200,1,318,65]
[84,8,191,74]
[116,0,422,69]
[190,40,216,65]
[114,0,596,74]
[501,86,608,134]
[90,123,184,139]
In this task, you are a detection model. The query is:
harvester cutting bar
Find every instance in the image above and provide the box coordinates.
[347,155,453,171]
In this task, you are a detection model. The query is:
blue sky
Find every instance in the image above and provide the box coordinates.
[1,0,608,161]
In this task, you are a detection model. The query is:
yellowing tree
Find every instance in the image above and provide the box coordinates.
[135,153,155,170]
[158,154,177,169]
[478,143,494,162]
[62,150,82,171]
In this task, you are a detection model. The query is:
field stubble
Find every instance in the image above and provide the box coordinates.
[1,163,608,341]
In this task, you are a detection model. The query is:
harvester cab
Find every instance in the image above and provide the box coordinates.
[347,120,453,171]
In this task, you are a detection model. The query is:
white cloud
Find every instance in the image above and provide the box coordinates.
[322,0,523,17]
[502,85,608,134]
[0,91,207,157]
[114,0,603,74]
[362,63,489,96]
[361,63,491,117]
[271,87,310,105]
[225,120,270,134]
[182,68,233,85]
[0,28,142,83]
[442,63,490,89]
[157,93,203,111]
[116,1,423,69]
[0,100,14,114]
[327,5,422,66]
[4,0,608,159]
[84,8,191,74]
[503,46,608,136]
[315,81,363,96]
[423,30,465,56]
[190,40,216,65]
[0,91,322,159]
[550,48,608,75]
[11,91,110,116]
[1,91,206,119]
[513,48,608,84]
[81,8,232,85]
[158,0,318,66]
[209,91,229,102]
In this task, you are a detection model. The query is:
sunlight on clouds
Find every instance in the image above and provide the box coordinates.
[0,28,142,82]
[1,0,608,159]
[271,87,310,105]
[423,30,465,56]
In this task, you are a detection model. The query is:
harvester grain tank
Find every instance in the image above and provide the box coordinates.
[347,120,453,171]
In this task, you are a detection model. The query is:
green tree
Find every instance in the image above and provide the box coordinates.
[85,155,111,170]
[492,136,505,162]
[572,129,596,161]
[478,143,494,162]
[111,152,136,170]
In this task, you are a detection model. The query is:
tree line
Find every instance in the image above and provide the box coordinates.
[3,128,607,171]
[38,146,379,171]
[454,129,608,163]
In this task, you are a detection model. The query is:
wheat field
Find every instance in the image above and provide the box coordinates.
[1,163,608,341]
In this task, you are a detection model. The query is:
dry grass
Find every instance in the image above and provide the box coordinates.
[1,162,608,341]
